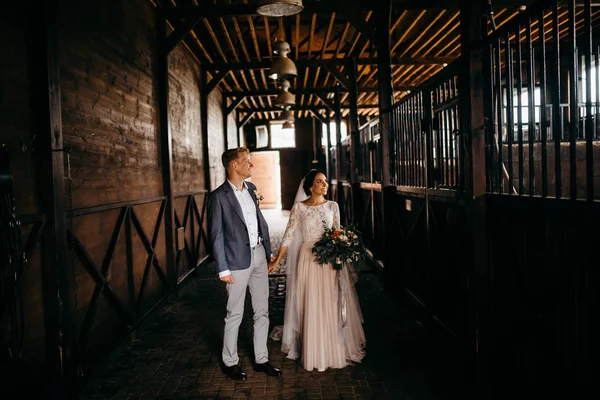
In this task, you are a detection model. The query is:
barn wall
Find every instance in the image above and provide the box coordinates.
[0,0,226,374]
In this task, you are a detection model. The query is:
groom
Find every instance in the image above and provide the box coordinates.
[207,147,282,381]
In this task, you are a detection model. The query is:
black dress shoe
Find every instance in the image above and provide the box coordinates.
[223,364,247,380]
[254,361,282,377]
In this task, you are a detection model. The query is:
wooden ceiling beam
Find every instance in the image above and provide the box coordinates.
[223,85,414,96]
[237,104,379,112]
[203,56,453,71]
[162,1,538,19]
[165,15,203,54]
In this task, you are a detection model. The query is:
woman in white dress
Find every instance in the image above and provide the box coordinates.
[268,169,366,372]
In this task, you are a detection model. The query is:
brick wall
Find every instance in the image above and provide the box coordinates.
[59,0,161,207]
[207,89,236,190]
[168,45,204,195]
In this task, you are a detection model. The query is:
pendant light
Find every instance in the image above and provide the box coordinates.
[281,106,294,123]
[268,40,297,80]
[257,1,304,17]
[275,79,295,107]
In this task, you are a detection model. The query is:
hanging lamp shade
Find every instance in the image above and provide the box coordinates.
[257,0,303,17]
[281,107,294,122]
[282,120,294,130]
[268,40,297,80]
[275,79,295,107]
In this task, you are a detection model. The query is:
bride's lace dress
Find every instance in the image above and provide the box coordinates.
[280,201,366,371]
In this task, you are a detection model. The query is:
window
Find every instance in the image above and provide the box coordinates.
[321,121,347,146]
[256,125,268,148]
[513,87,542,125]
[581,63,598,115]
[270,123,296,148]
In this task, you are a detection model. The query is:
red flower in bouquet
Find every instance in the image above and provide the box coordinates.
[311,223,366,270]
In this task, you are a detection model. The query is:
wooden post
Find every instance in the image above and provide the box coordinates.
[347,58,360,185]
[201,69,211,191]
[236,111,242,147]
[223,98,229,150]
[334,84,344,214]
[326,113,332,199]
[375,0,394,287]
[156,13,177,293]
[460,0,489,397]
[376,0,393,187]
[26,0,73,383]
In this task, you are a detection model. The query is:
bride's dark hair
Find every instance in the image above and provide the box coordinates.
[302,169,326,195]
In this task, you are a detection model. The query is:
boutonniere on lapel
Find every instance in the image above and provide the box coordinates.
[253,189,264,204]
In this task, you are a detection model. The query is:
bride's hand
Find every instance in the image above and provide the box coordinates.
[268,260,279,274]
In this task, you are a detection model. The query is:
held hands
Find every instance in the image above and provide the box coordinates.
[220,274,234,284]
[268,254,279,274]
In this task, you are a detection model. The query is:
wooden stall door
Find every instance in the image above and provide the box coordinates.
[250,151,279,209]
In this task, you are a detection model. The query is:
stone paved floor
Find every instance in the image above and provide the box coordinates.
[74,210,467,400]
[75,263,467,400]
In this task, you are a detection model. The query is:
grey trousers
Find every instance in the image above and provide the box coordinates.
[222,245,270,367]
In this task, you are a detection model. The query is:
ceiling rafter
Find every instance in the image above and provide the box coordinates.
[155,0,535,118]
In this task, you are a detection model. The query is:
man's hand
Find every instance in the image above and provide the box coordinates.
[220,274,234,284]
[270,254,276,263]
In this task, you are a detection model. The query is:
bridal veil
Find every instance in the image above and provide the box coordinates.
[278,178,307,359]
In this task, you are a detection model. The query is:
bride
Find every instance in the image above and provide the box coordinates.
[268,169,366,372]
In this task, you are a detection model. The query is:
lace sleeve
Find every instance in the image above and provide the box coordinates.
[332,201,340,229]
[281,203,301,248]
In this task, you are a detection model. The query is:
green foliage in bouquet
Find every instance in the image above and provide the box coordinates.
[312,223,367,271]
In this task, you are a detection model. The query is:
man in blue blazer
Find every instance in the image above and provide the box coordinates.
[208,147,282,381]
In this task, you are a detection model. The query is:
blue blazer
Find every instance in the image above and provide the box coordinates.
[207,180,272,275]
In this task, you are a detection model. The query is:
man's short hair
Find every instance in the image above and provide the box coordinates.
[221,147,249,170]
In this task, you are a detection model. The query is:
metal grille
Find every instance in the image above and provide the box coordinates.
[485,0,600,200]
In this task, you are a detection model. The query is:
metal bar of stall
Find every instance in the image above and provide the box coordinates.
[448,80,456,187]
[486,44,495,192]
[394,105,401,185]
[443,81,450,186]
[399,103,406,185]
[416,94,423,186]
[411,97,417,186]
[453,77,460,187]
[527,18,536,196]
[390,105,396,185]
[553,2,563,198]
[435,87,443,187]
[496,40,504,193]
[398,105,405,185]
[568,0,578,200]
[404,100,410,186]
[539,9,549,197]
[409,99,415,186]
[596,45,600,141]
[584,0,594,201]
[506,32,515,195]
[454,79,463,190]
[419,93,426,187]
[517,28,525,195]
[406,99,412,186]
[415,95,421,186]
[416,95,421,186]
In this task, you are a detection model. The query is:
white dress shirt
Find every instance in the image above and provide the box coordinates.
[219,180,260,278]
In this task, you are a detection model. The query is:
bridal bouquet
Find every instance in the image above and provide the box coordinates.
[312,224,366,270]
